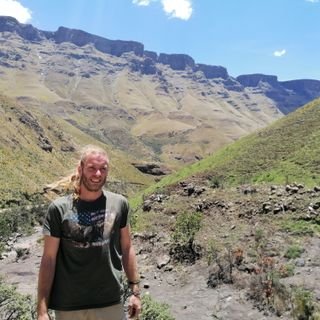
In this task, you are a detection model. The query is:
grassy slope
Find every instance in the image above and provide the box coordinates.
[0,95,154,206]
[130,98,320,208]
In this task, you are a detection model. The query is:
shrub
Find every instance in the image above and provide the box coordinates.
[0,278,36,319]
[170,212,202,264]
[248,257,291,316]
[206,240,219,266]
[171,211,202,246]
[208,176,224,189]
[284,245,304,259]
[291,288,315,320]
[0,203,47,255]
[140,294,175,320]
[278,263,295,278]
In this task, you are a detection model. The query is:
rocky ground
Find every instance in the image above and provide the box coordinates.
[0,183,320,319]
[1,231,319,320]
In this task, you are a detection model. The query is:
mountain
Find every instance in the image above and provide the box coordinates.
[1,16,320,206]
[1,17,320,318]
[131,98,320,208]
[1,16,320,168]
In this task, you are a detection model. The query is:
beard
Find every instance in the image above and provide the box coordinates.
[80,174,106,192]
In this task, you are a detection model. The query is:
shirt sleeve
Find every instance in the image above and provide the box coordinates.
[43,201,63,237]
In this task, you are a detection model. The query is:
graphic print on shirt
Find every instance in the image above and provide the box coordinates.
[61,208,116,248]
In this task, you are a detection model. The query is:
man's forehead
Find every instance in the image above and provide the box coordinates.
[84,154,108,165]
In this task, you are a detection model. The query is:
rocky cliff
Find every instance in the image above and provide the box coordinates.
[1,15,319,116]
[237,74,320,114]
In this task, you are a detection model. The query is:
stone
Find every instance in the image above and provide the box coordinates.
[156,255,171,269]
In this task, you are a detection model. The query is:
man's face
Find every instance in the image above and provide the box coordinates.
[79,153,108,192]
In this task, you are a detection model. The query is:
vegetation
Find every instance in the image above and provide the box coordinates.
[284,245,304,259]
[170,211,203,264]
[0,278,36,320]
[171,211,202,247]
[140,295,175,320]
[0,204,47,255]
[291,288,320,320]
[280,218,320,236]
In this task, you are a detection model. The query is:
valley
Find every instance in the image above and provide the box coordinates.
[0,16,320,319]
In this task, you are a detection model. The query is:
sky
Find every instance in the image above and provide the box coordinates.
[0,0,319,81]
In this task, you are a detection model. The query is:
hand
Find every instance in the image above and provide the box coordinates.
[128,294,142,319]
[37,312,51,320]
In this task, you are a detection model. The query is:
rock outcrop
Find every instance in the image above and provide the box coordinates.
[0,16,44,41]
[237,74,279,87]
[0,16,144,57]
[195,64,229,80]
[158,53,195,70]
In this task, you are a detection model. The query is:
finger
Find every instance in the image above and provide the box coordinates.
[129,306,137,318]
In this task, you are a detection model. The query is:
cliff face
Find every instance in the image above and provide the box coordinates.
[237,74,279,87]
[0,16,44,41]
[236,74,320,114]
[0,16,144,57]
[1,15,319,115]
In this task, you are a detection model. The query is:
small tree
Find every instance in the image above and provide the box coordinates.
[170,211,202,264]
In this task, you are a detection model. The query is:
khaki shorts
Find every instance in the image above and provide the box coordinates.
[55,303,126,320]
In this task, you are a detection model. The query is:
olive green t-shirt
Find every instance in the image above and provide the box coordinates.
[43,190,129,311]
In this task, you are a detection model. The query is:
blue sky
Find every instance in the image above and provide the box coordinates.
[0,0,319,81]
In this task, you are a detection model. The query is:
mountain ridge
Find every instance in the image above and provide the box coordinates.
[1,15,320,117]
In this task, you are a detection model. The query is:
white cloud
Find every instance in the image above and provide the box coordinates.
[161,0,193,20]
[133,0,193,20]
[0,0,32,23]
[305,0,319,3]
[132,0,152,6]
[273,49,286,57]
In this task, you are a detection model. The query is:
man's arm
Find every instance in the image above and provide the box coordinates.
[37,235,60,320]
[120,225,141,319]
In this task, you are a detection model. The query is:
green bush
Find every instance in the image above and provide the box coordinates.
[292,288,315,320]
[140,294,175,320]
[284,245,304,259]
[0,203,47,255]
[0,278,36,319]
[172,211,202,246]
[170,211,203,264]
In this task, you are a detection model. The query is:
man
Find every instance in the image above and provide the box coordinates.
[37,145,141,320]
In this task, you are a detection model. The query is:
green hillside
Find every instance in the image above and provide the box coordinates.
[131,98,320,208]
[0,95,154,207]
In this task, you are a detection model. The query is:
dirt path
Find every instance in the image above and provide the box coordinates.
[0,226,43,298]
[139,261,292,320]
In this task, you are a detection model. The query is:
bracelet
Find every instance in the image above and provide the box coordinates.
[128,280,140,285]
